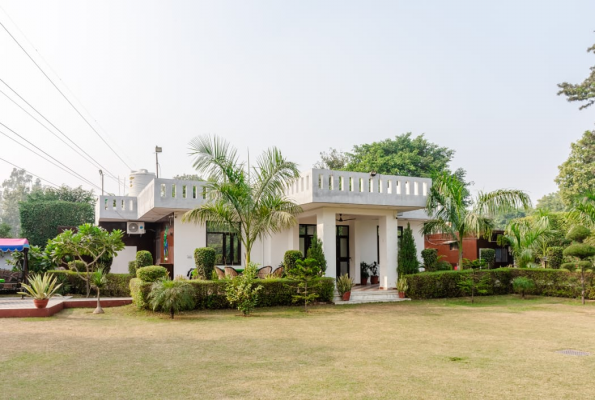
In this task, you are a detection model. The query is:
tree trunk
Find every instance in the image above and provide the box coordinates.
[86,270,91,298]
[304,282,308,312]
[93,289,104,314]
[458,246,463,270]
[581,267,585,305]
[471,270,475,304]
[170,307,175,319]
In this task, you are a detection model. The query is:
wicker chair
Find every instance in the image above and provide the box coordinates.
[224,266,239,278]
[0,269,21,293]
[272,266,284,278]
[257,266,272,279]
[215,267,226,280]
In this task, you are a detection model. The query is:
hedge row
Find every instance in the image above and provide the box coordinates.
[48,270,133,297]
[130,277,335,310]
[404,268,595,300]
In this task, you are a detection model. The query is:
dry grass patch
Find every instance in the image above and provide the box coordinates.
[1,296,595,399]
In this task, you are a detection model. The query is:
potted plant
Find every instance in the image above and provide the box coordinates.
[18,273,63,309]
[360,262,370,285]
[396,277,408,299]
[369,262,379,285]
[336,274,354,301]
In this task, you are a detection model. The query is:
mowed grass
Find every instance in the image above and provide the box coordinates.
[1,296,595,399]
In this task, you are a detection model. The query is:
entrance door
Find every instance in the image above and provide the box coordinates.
[336,226,350,277]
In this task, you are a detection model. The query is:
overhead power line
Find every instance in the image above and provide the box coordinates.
[0,157,60,188]
[0,122,102,191]
[0,79,122,184]
[0,18,133,171]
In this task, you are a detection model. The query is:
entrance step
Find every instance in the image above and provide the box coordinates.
[333,290,410,304]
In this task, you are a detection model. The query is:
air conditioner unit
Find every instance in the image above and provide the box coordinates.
[127,221,146,235]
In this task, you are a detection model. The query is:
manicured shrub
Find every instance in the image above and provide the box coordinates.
[421,249,438,271]
[47,270,133,297]
[148,280,196,319]
[194,247,216,280]
[567,225,590,243]
[512,277,535,299]
[130,277,335,310]
[135,251,153,269]
[128,260,137,275]
[435,260,453,271]
[481,249,496,269]
[136,266,168,282]
[547,247,564,269]
[398,223,419,275]
[284,250,303,274]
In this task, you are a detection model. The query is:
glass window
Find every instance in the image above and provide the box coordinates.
[206,222,241,265]
[299,224,316,257]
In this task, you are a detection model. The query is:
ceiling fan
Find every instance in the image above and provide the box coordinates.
[336,214,356,222]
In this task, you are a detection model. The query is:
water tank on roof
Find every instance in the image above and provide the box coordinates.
[128,169,155,197]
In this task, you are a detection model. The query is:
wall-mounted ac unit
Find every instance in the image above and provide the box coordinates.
[127,221,146,235]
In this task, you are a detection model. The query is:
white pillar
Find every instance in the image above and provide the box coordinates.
[379,213,398,289]
[353,220,362,284]
[317,208,336,280]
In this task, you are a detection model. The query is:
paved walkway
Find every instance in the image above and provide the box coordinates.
[0,296,133,318]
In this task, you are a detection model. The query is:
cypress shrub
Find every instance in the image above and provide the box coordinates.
[194,247,216,279]
[306,235,327,275]
[421,249,438,272]
[136,266,168,282]
[398,223,419,275]
[136,251,153,269]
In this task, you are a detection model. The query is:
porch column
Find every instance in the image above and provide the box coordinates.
[353,220,362,284]
[379,213,398,290]
[317,209,336,280]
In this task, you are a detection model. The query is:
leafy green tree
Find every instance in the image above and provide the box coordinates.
[313,148,350,170]
[512,277,535,299]
[536,192,567,212]
[398,223,419,275]
[0,222,12,238]
[27,185,95,205]
[183,135,302,264]
[562,226,595,305]
[492,209,529,230]
[557,40,595,110]
[556,131,595,205]
[287,258,321,312]
[306,235,327,276]
[457,269,489,304]
[0,168,41,236]
[423,172,531,268]
[173,173,202,181]
[48,224,124,297]
[225,263,263,316]
[148,280,195,319]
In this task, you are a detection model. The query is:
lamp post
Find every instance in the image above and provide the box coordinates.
[99,169,104,195]
[155,146,162,178]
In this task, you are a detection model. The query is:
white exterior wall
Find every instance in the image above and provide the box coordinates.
[173,212,207,278]
[111,246,137,274]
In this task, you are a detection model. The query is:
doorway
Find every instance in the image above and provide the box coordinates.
[336,225,350,277]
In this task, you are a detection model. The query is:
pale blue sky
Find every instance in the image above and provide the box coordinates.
[1,0,594,202]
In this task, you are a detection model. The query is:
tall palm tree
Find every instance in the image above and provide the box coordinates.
[422,173,532,268]
[183,135,302,264]
[503,211,553,268]
[569,191,595,228]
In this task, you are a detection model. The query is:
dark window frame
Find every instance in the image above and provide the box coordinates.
[206,222,241,266]
[299,224,317,257]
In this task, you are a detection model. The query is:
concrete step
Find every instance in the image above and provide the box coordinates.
[333,290,410,304]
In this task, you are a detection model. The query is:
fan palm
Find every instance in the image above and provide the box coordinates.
[422,172,531,268]
[183,135,302,264]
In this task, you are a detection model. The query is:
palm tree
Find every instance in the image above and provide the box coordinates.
[569,191,595,228]
[503,212,552,268]
[422,173,531,268]
[183,135,302,264]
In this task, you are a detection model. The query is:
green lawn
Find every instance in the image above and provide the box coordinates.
[2,296,595,399]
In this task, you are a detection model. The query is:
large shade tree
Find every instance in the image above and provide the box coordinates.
[555,131,595,205]
[422,173,531,268]
[183,135,302,264]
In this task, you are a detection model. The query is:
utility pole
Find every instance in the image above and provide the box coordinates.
[155,146,162,178]
[99,170,104,195]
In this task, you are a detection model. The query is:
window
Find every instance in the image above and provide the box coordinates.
[299,224,316,256]
[449,242,459,251]
[495,248,508,263]
[206,222,241,265]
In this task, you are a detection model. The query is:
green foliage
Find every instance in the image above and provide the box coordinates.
[135,251,153,269]
[396,277,408,293]
[457,269,490,302]
[336,274,354,295]
[398,223,419,275]
[556,131,595,205]
[557,41,595,110]
[225,263,263,316]
[17,273,62,300]
[481,249,496,269]
[435,260,453,271]
[182,135,302,265]
[284,250,303,274]
[68,260,87,272]
[566,226,590,243]
[128,261,137,275]
[49,270,133,297]
[194,247,216,279]
[287,258,322,311]
[0,222,12,238]
[536,192,567,212]
[148,280,196,319]
[360,262,370,279]
[462,258,487,270]
[421,249,438,271]
[136,266,169,283]
[563,243,595,259]
[130,277,335,310]
[512,277,535,299]
[547,247,564,269]
[20,201,94,247]
[26,185,95,205]
[313,148,350,170]
[562,261,591,271]
[7,245,54,274]
[306,235,327,275]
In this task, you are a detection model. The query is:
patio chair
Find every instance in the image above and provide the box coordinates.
[0,269,21,293]
[215,267,226,280]
[224,266,239,278]
[272,266,284,278]
[257,266,272,279]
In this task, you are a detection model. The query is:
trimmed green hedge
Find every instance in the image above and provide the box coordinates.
[48,270,133,297]
[130,277,335,310]
[404,268,594,300]
[136,266,168,282]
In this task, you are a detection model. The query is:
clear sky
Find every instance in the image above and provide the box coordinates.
[1,0,594,202]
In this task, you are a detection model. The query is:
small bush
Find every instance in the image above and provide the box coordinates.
[421,249,438,271]
[149,280,196,319]
[306,236,327,275]
[136,251,153,269]
[68,260,87,272]
[225,263,263,316]
[512,277,535,299]
[136,266,168,282]
[284,250,303,274]
[547,247,564,269]
[481,249,496,269]
[194,247,216,279]
[563,244,595,259]
[435,260,453,271]
[128,260,137,275]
